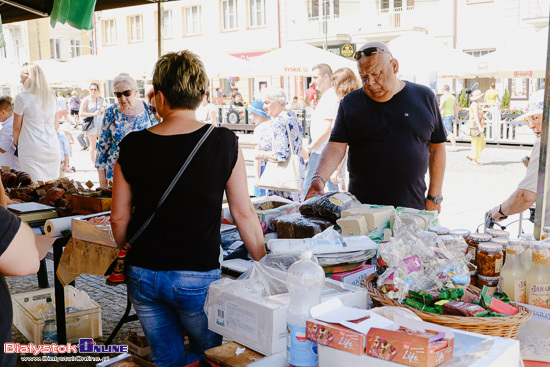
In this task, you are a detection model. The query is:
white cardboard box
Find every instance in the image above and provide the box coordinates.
[206,278,367,356]
[318,327,520,367]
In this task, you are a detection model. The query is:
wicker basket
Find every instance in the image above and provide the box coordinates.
[362,274,532,338]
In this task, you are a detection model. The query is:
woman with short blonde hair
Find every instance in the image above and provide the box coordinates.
[111,50,265,366]
[12,62,60,182]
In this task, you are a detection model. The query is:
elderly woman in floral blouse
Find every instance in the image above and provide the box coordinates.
[96,73,157,187]
[255,87,305,202]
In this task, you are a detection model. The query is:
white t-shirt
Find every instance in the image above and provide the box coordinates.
[517,138,550,224]
[195,103,217,123]
[310,88,339,155]
[57,96,68,111]
[0,116,20,170]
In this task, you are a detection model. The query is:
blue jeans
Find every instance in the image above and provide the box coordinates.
[302,152,338,197]
[127,266,222,367]
[442,115,454,134]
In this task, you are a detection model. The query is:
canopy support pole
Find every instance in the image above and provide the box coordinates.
[0,0,48,17]
[534,18,550,239]
[157,0,164,58]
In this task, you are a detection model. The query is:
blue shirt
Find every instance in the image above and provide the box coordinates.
[58,133,70,162]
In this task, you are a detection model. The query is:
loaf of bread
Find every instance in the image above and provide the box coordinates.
[274,214,323,239]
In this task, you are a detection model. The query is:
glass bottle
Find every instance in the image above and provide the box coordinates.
[519,235,534,269]
[526,242,550,308]
[500,241,527,303]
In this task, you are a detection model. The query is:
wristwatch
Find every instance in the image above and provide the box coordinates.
[427,194,443,204]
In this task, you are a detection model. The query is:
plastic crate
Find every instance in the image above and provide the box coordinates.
[11,286,102,345]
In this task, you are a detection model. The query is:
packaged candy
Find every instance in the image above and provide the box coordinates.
[442,301,489,317]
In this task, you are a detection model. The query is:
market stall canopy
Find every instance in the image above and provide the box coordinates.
[247,43,356,77]
[193,49,252,78]
[467,28,548,79]
[0,0,163,25]
[388,32,476,79]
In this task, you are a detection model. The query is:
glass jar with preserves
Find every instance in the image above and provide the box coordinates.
[466,233,492,265]
[487,228,510,239]
[440,235,468,256]
[470,269,477,285]
[542,226,550,240]
[477,243,504,276]
[428,226,450,235]
[491,238,509,262]
[477,275,500,296]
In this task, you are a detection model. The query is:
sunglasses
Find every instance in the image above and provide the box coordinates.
[353,47,387,60]
[114,90,133,98]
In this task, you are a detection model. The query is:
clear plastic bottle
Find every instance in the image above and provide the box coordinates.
[500,241,527,303]
[42,297,58,345]
[526,242,550,308]
[286,250,325,367]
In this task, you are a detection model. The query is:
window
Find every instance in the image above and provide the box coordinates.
[103,19,117,45]
[184,6,202,36]
[128,15,144,42]
[249,0,266,27]
[222,0,238,30]
[464,49,496,57]
[308,0,340,20]
[70,39,81,58]
[380,0,414,11]
[50,38,61,59]
[163,9,173,38]
[0,46,6,60]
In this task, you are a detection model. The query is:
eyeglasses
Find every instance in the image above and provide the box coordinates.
[114,90,133,98]
[353,47,387,61]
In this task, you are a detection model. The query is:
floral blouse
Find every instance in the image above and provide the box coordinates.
[95,101,157,182]
[259,111,305,202]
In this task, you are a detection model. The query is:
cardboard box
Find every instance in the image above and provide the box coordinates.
[306,319,367,356]
[366,325,454,367]
[125,338,152,357]
[206,278,367,356]
[71,211,117,247]
[331,264,375,287]
[319,327,520,367]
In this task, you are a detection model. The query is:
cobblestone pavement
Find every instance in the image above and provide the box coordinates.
[6,123,537,366]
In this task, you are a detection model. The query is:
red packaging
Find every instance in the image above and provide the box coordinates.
[306,319,367,355]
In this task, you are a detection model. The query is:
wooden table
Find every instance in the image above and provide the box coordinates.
[205,342,265,367]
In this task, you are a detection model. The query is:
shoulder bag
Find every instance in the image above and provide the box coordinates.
[257,121,301,192]
[82,98,100,132]
[105,124,215,285]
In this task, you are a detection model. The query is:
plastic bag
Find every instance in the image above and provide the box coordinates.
[314,192,361,222]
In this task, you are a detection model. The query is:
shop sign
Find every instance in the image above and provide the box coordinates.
[327,43,356,59]
[514,70,533,78]
[284,67,308,73]
[230,51,269,61]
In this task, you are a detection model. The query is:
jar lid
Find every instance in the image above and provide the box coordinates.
[486,228,510,239]
[468,233,492,242]
[417,231,437,240]
[438,234,456,244]
[491,238,509,248]
[428,226,450,235]
[450,229,471,238]
[519,234,535,241]
[530,241,550,254]
[477,274,500,281]
[478,243,503,252]
[470,269,477,276]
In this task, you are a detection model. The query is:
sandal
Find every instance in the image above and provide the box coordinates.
[466,155,473,161]
[472,161,483,166]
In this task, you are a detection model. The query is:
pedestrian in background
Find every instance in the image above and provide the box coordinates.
[13,62,61,183]
[57,91,68,122]
[0,96,20,171]
[466,90,486,166]
[80,83,104,164]
[439,85,459,152]
[248,98,271,196]
[485,82,500,104]
[69,90,80,126]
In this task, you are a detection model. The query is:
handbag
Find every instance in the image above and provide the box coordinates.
[105,124,215,285]
[82,116,95,132]
[257,121,301,192]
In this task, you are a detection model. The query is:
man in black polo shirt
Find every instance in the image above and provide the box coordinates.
[305,41,447,211]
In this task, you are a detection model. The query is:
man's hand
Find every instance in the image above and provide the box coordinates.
[425,199,441,213]
[489,205,507,222]
[305,177,325,200]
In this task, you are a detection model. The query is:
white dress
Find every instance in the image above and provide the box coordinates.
[13,92,61,182]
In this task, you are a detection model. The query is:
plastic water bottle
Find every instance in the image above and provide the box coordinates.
[42,297,58,345]
[286,250,325,367]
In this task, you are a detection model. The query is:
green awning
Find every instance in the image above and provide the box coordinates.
[0,15,6,49]
[50,0,97,30]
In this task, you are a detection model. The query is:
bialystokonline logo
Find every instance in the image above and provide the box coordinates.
[4,338,128,355]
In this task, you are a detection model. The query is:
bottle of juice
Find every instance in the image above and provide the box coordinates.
[500,240,527,303]
[526,242,550,308]
[519,234,534,269]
